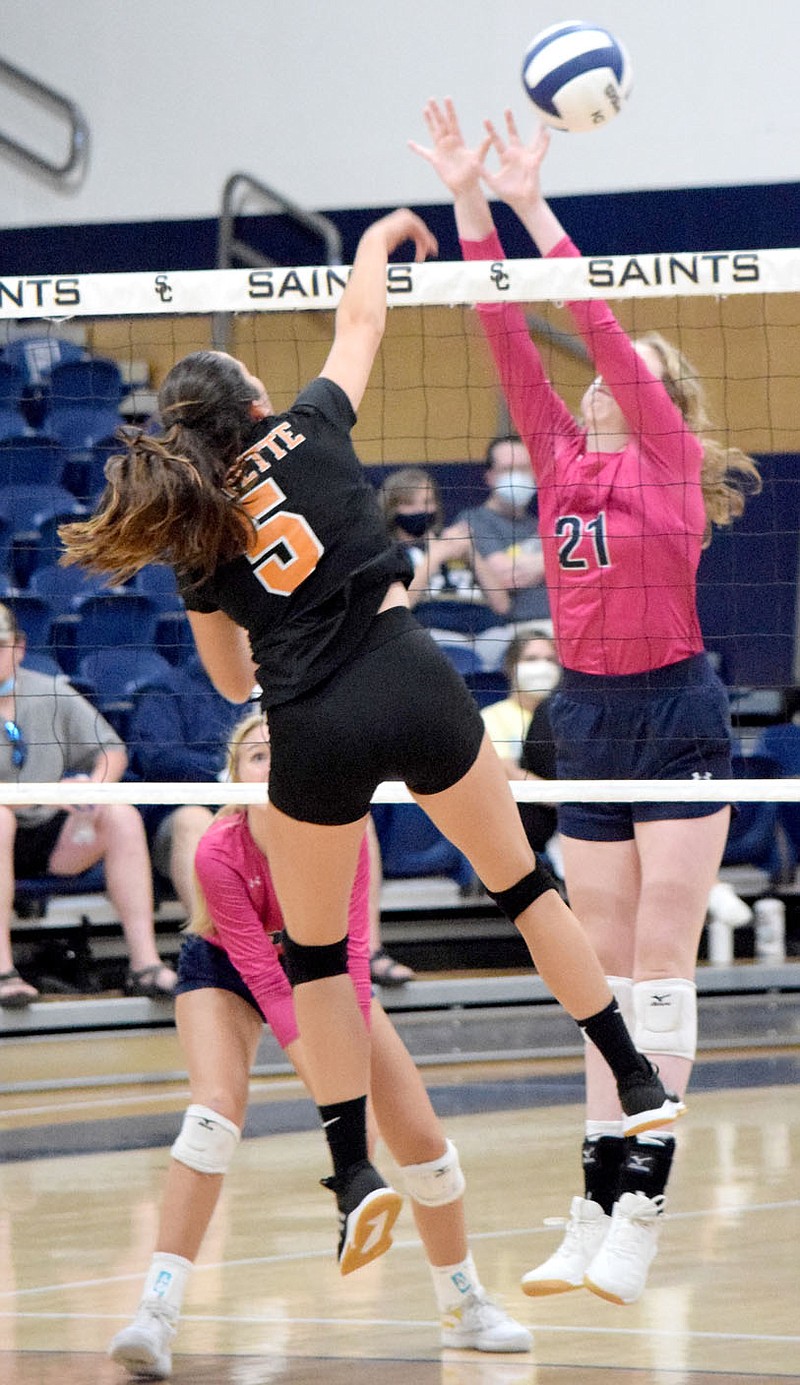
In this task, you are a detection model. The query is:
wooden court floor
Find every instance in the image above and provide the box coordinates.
[0,1041,798,1384]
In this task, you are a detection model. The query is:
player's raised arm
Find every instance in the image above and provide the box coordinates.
[321,209,437,412]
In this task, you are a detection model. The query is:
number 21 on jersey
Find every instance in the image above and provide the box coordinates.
[555,511,611,570]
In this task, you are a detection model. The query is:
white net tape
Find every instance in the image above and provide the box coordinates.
[0,779,793,808]
[4,248,800,318]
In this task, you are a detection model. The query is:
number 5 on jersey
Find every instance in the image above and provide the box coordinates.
[240,474,324,596]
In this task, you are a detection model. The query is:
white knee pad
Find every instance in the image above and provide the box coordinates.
[582,976,633,1045]
[171,1104,241,1175]
[400,1139,466,1207]
[633,978,697,1062]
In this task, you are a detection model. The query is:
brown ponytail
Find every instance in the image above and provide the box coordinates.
[59,350,262,583]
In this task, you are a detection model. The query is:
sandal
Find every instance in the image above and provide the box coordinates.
[125,963,178,1000]
[369,948,416,989]
[0,967,39,1009]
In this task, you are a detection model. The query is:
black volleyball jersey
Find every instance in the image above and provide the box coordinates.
[179,376,413,708]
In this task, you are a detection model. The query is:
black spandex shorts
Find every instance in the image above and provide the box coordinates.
[267,606,486,824]
[13,811,69,877]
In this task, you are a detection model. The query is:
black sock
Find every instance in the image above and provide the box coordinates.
[318,1095,368,1179]
[582,1135,627,1215]
[577,998,648,1082]
[618,1135,675,1201]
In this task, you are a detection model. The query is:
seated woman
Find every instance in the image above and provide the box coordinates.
[109,712,531,1378]
[377,465,475,606]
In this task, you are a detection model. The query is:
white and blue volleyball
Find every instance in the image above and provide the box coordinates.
[522,21,632,133]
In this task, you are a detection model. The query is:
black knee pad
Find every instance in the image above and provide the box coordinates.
[485,858,558,922]
[281,931,349,987]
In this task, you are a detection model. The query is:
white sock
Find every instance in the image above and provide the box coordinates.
[141,1252,193,1316]
[430,1252,480,1313]
[585,1119,625,1139]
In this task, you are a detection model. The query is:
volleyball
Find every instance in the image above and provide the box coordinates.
[521,20,632,133]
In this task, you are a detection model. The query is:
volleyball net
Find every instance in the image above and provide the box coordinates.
[2,244,800,812]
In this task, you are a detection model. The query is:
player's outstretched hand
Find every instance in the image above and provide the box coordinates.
[479,109,551,212]
[369,208,438,263]
[409,97,491,198]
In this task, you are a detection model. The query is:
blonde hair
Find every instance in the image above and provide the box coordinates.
[187,711,269,938]
[637,331,762,546]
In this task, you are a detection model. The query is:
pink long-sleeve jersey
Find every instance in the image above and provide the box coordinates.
[462,230,706,676]
[193,812,372,1048]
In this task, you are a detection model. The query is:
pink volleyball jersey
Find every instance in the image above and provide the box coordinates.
[461,230,706,676]
[193,812,372,1047]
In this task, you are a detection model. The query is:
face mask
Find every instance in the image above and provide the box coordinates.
[396,510,437,539]
[515,659,560,695]
[492,471,537,509]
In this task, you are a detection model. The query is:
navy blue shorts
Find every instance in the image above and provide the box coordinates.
[175,934,264,1017]
[549,654,732,842]
[267,606,485,825]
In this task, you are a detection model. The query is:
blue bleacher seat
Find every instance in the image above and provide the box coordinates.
[29,563,115,615]
[754,723,800,863]
[0,484,88,586]
[62,433,121,503]
[53,591,162,677]
[722,751,794,885]
[133,564,182,608]
[74,646,175,739]
[2,334,87,387]
[0,359,31,439]
[371,803,476,892]
[77,646,174,703]
[413,598,502,638]
[439,643,482,677]
[14,864,108,944]
[3,593,54,656]
[464,668,510,709]
[44,358,126,451]
[0,436,66,488]
[154,610,196,665]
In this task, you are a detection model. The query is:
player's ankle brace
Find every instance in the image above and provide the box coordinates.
[618,1133,675,1200]
[281,932,348,986]
[485,858,558,922]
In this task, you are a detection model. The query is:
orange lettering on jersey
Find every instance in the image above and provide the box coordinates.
[240,473,323,597]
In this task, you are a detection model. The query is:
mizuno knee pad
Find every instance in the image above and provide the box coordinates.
[171,1104,241,1175]
[400,1139,466,1207]
[633,977,697,1062]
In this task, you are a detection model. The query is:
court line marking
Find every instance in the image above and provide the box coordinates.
[0,1198,797,1301]
[1,1309,798,1346]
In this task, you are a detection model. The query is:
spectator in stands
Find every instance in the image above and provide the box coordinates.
[378,465,474,604]
[0,602,176,1006]
[481,627,559,768]
[482,627,561,862]
[109,711,530,1376]
[441,435,549,622]
[129,653,251,917]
